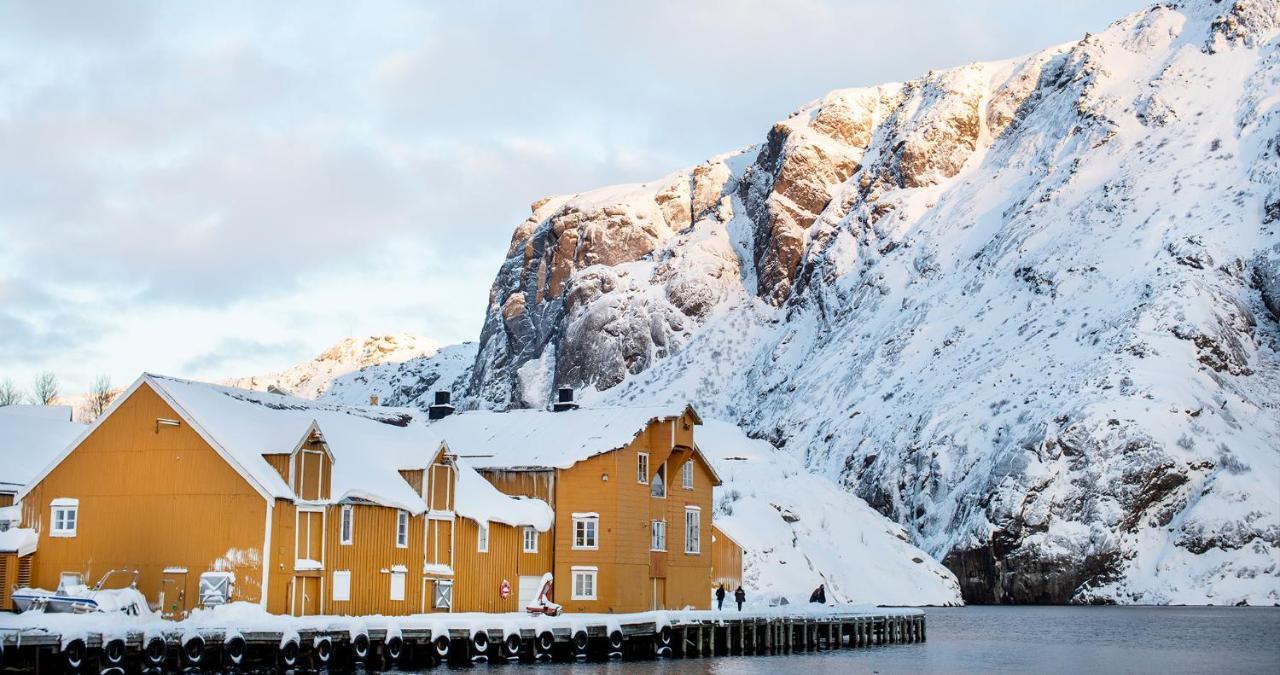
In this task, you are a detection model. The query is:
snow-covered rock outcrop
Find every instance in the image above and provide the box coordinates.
[702,420,961,606]
[463,0,1280,604]
[322,342,478,409]
[226,333,439,400]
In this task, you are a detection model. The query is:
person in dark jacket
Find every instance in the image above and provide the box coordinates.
[734,586,746,611]
[809,584,826,604]
[716,584,726,610]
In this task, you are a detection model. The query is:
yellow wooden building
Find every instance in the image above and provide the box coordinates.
[422,399,738,613]
[12,375,551,617]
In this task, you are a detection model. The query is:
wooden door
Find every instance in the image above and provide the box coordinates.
[652,577,666,610]
[160,570,188,618]
[293,576,320,616]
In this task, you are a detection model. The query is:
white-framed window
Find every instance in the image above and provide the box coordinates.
[682,460,694,490]
[396,511,409,548]
[571,567,597,600]
[650,463,667,498]
[637,452,649,484]
[340,505,354,545]
[684,507,701,554]
[650,520,666,551]
[572,515,598,550]
[332,570,351,602]
[390,569,406,601]
[50,499,78,537]
[523,526,538,553]
[477,523,489,553]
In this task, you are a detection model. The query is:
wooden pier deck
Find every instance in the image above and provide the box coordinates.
[0,608,925,672]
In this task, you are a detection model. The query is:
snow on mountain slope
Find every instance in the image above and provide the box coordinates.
[702,420,961,606]
[225,333,439,399]
[322,341,478,409]
[463,0,1280,604]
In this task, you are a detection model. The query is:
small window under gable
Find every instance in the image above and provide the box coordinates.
[477,523,489,553]
[637,452,649,484]
[50,498,78,538]
[682,459,694,490]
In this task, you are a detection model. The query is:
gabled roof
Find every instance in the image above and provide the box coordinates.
[0,405,86,494]
[21,374,433,514]
[454,456,553,531]
[423,404,700,471]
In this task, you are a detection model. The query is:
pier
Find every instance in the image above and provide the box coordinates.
[0,607,925,672]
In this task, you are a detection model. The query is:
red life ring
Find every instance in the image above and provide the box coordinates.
[500,579,511,599]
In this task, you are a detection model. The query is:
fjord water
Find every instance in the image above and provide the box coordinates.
[461,606,1280,674]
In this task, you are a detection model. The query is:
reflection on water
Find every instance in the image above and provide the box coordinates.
[380,606,1279,675]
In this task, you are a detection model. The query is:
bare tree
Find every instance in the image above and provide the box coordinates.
[32,372,59,406]
[0,377,22,406]
[83,374,117,421]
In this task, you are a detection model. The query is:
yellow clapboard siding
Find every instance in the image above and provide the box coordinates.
[22,383,271,616]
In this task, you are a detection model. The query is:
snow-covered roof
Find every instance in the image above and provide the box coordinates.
[0,405,86,494]
[423,405,696,471]
[454,459,553,531]
[143,375,435,513]
[0,527,38,556]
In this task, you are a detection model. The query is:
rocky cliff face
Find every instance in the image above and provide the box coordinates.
[463,0,1280,604]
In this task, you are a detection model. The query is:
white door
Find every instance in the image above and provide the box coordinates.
[518,575,542,608]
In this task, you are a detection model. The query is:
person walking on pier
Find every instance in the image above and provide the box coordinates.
[809,584,826,604]
[716,584,726,611]
[734,586,746,611]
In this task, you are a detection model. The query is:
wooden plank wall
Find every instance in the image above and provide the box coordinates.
[21,384,271,616]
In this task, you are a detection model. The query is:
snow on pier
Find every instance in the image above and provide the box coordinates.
[0,603,925,670]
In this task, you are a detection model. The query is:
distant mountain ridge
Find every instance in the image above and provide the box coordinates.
[224,333,440,400]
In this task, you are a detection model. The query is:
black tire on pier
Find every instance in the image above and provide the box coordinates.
[433,635,450,660]
[386,635,404,662]
[571,630,588,657]
[609,629,624,652]
[314,638,332,665]
[63,639,86,671]
[352,633,370,661]
[144,637,166,667]
[0,641,5,669]
[503,633,521,658]
[654,625,672,655]
[103,639,126,666]
[471,630,489,655]
[536,631,554,655]
[224,635,247,666]
[279,639,299,669]
[183,635,205,666]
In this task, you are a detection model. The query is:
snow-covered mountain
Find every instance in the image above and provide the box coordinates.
[321,341,478,409]
[225,333,440,400]
[461,0,1280,604]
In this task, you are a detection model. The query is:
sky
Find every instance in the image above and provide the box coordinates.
[0,0,1148,394]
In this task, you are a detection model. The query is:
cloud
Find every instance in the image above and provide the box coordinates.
[183,337,308,374]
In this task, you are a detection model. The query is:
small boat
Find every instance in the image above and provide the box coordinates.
[12,569,142,614]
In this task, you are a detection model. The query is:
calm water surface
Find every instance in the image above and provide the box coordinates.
[452,606,1280,674]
